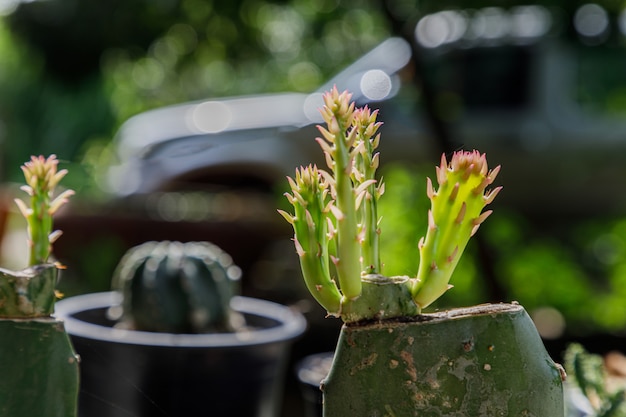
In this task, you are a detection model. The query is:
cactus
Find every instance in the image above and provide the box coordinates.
[112,240,243,334]
[565,343,626,417]
[279,90,565,416]
[0,155,75,318]
[14,154,75,268]
[0,154,79,417]
[279,87,501,322]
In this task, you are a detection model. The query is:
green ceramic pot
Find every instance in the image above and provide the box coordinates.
[323,303,564,417]
[0,264,79,417]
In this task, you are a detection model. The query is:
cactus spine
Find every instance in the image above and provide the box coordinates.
[112,240,242,334]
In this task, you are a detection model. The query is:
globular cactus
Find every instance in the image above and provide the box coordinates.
[112,240,243,334]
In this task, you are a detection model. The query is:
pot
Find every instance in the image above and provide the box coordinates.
[54,291,306,417]
[323,303,565,416]
[295,352,334,417]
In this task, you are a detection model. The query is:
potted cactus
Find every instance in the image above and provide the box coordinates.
[0,155,79,417]
[279,87,565,416]
[54,239,306,417]
[564,343,626,417]
[111,240,244,334]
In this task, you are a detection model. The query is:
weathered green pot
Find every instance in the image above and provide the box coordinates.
[0,264,57,317]
[323,303,564,417]
[0,264,80,417]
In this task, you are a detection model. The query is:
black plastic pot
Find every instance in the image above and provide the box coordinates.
[54,291,306,417]
[295,352,333,417]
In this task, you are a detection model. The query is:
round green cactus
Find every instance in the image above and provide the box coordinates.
[112,241,242,334]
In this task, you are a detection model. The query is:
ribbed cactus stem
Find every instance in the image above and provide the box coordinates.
[279,166,342,315]
[353,106,384,275]
[113,241,243,333]
[412,151,501,309]
[14,155,74,266]
[317,87,362,301]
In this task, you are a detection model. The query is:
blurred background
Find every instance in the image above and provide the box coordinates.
[2,0,626,414]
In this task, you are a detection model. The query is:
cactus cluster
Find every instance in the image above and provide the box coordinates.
[279,87,501,322]
[112,240,243,334]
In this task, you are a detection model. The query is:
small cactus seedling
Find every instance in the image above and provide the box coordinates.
[112,240,243,334]
[279,87,501,322]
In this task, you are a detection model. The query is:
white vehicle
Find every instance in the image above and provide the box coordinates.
[107,4,626,215]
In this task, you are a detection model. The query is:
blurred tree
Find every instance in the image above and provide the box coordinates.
[0,18,114,184]
[378,162,626,335]
[0,0,391,183]
[5,0,184,81]
[99,0,391,123]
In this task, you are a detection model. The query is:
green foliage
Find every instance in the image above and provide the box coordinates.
[487,213,626,333]
[480,213,594,328]
[376,163,626,333]
[0,19,114,183]
[112,240,243,334]
[100,0,391,125]
[0,1,391,189]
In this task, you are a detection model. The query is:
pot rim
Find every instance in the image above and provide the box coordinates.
[54,291,306,348]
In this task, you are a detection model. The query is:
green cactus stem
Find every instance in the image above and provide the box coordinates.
[317,88,363,301]
[280,88,501,322]
[14,154,74,267]
[412,150,501,309]
[279,165,342,315]
[112,240,243,333]
[352,106,384,275]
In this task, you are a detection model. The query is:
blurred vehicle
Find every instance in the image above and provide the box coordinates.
[106,4,626,218]
[105,37,428,198]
